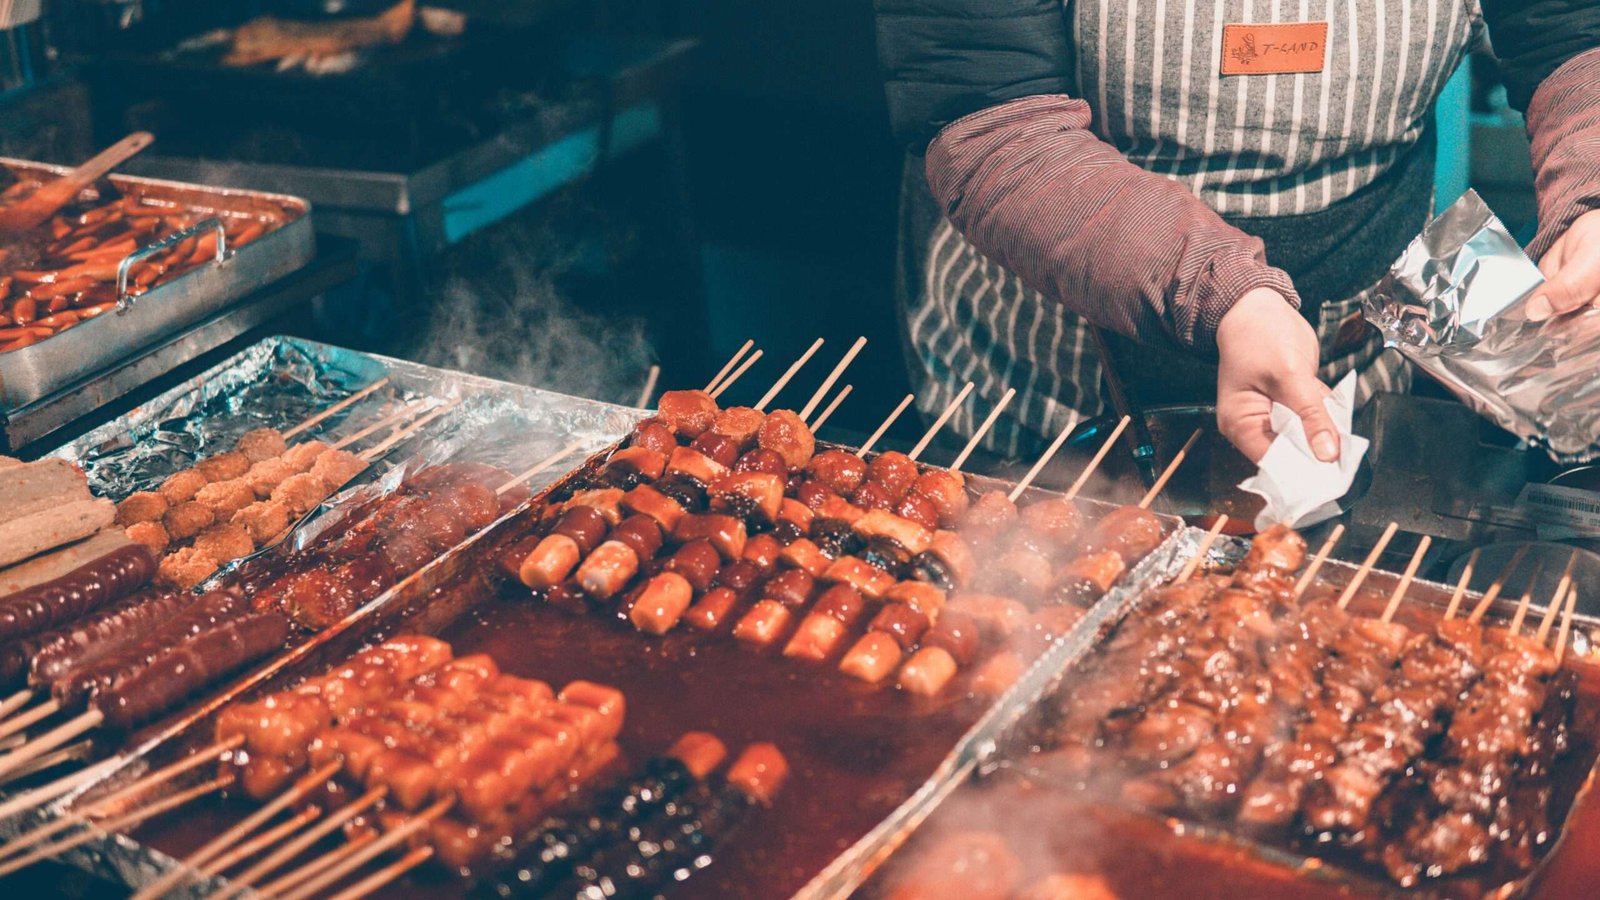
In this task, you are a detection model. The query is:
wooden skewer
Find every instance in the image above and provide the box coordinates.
[799,336,867,422]
[1175,516,1230,583]
[0,699,58,741]
[755,338,825,412]
[1536,566,1570,644]
[636,364,661,410]
[1537,551,1582,639]
[495,439,589,496]
[0,754,124,825]
[1443,548,1480,621]
[857,393,914,459]
[274,799,452,900]
[0,709,99,780]
[1292,524,1346,600]
[330,399,428,451]
[0,739,90,788]
[1336,522,1400,610]
[325,845,434,900]
[1469,546,1531,624]
[908,382,974,461]
[357,397,463,462]
[0,688,33,722]
[1009,419,1078,503]
[131,759,344,900]
[0,736,244,863]
[1136,429,1202,510]
[199,805,322,878]
[1379,535,1432,624]
[1060,416,1131,502]
[0,773,235,879]
[709,349,763,400]
[218,787,389,899]
[285,377,391,439]
[704,339,754,394]
[1508,568,1543,635]
[808,385,852,432]
[1555,587,1578,661]
[950,388,1016,474]
[256,830,379,898]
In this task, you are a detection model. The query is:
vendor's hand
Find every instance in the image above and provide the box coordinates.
[1216,288,1338,464]
[1528,209,1600,321]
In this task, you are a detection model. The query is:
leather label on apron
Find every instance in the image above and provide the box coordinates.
[1220,22,1329,76]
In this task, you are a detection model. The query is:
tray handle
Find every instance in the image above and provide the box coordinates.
[116,218,228,311]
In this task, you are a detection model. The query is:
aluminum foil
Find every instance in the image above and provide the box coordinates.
[1364,190,1600,463]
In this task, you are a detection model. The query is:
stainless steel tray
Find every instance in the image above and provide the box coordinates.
[22,407,1192,898]
[876,530,1600,900]
[0,159,315,410]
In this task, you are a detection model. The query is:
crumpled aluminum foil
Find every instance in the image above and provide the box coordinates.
[1364,190,1600,463]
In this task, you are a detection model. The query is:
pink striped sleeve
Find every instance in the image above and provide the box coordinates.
[1525,47,1600,262]
[924,94,1299,354]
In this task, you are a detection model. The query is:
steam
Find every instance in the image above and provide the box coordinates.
[403,215,655,406]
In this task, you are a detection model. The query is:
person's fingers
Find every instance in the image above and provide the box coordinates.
[1275,375,1340,462]
[1531,255,1600,320]
[1528,237,1568,322]
[1217,398,1277,464]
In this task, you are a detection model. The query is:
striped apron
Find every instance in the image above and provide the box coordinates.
[907,0,1484,459]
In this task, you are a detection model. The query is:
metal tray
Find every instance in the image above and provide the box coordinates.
[0,160,315,410]
[880,530,1600,900]
[21,419,1192,897]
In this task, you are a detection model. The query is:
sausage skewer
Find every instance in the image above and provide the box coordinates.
[0,773,236,878]
[799,335,866,421]
[709,349,764,400]
[635,364,661,409]
[754,337,825,411]
[1174,515,1230,583]
[1292,523,1345,599]
[1378,535,1432,623]
[704,339,754,394]
[0,735,244,862]
[129,759,344,900]
[857,393,915,459]
[1335,521,1401,609]
[1442,548,1479,620]
[808,383,852,431]
[1135,428,1201,510]
[493,439,589,497]
[908,381,973,460]
[948,387,1015,473]
[283,376,391,439]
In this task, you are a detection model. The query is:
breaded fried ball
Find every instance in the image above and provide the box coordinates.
[115,491,169,526]
[159,469,208,505]
[236,427,289,463]
[195,479,256,517]
[656,390,718,438]
[281,440,329,473]
[309,449,365,489]
[232,500,293,545]
[164,500,217,540]
[245,458,296,499]
[195,451,251,483]
[125,521,171,554]
[271,472,332,516]
[158,546,220,590]
[193,523,255,563]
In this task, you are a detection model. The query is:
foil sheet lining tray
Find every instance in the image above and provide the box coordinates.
[21,427,1193,898]
[1,336,639,895]
[868,528,1600,900]
[0,160,316,410]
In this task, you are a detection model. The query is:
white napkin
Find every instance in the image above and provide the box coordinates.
[1237,372,1370,532]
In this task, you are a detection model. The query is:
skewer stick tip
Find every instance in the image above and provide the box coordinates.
[950,388,1016,474]
[1176,516,1229,583]
[755,337,825,412]
[1292,522,1346,600]
[1336,521,1399,610]
[908,381,973,461]
[710,349,764,401]
[857,394,914,459]
[1136,427,1202,510]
